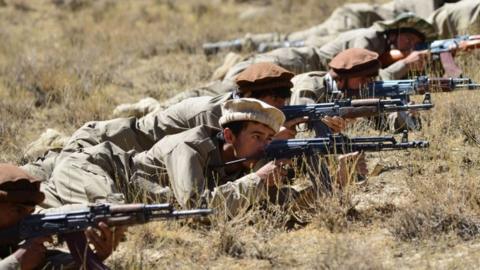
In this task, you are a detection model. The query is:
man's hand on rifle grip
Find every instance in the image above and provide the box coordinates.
[256,159,292,187]
[85,222,127,261]
[321,116,348,133]
[275,116,309,139]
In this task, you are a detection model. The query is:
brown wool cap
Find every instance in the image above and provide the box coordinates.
[0,164,44,205]
[328,48,380,79]
[235,62,294,94]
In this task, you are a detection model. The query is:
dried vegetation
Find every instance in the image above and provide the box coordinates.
[1,0,479,268]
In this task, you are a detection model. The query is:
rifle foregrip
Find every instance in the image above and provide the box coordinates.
[340,106,378,118]
[350,99,380,106]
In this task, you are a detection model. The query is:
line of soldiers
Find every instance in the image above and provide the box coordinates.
[1,48,407,269]
[2,0,480,269]
[112,0,479,117]
[208,0,479,81]
[205,0,478,56]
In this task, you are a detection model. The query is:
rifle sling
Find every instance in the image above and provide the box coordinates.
[439,52,463,78]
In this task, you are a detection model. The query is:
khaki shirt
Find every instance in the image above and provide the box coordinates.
[318,27,409,80]
[136,93,232,144]
[26,93,234,183]
[223,46,328,82]
[427,0,480,38]
[134,125,265,216]
[224,28,408,82]
[290,71,329,105]
[42,126,266,217]
[394,0,448,18]
[64,92,233,153]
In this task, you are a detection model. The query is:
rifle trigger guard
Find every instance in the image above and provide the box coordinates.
[422,93,432,104]
[401,130,409,143]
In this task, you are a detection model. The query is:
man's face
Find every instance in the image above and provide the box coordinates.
[347,76,375,90]
[255,95,286,109]
[337,76,375,91]
[0,202,33,229]
[228,122,275,168]
[394,32,423,51]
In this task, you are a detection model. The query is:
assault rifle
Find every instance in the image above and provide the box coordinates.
[257,40,305,53]
[282,95,434,121]
[0,203,212,245]
[203,39,243,56]
[0,203,212,269]
[225,132,429,165]
[379,35,480,76]
[359,76,480,101]
[264,133,428,159]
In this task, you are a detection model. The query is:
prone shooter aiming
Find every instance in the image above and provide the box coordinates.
[0,203,212,245]
[379,35,480,77]
[0,203,212,270]
[225,132,429,164]
[282,96,434,136]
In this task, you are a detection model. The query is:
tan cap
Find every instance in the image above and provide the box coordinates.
[373,12,437,41]
[328,48,380,78]
[235,62,294,94]
[219,98,285,133]
[0,164,45,205]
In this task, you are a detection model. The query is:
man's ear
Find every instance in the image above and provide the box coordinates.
[223,128,235,144]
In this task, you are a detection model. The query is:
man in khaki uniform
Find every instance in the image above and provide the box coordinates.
[218,14,437,82]
[21,63,294,180]
[24,63,345,181]
[204,0,452,55]
[0,164,46,270]
[427,0,480,38]
[0,164,126,269]
[290,48,381,105]
[291,48,420,132]
[39,99,294,217]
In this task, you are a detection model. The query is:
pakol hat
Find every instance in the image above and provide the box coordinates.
[373,12,437,41]
[0,164,45,205]
[219,98,285,133]
[235,62,294,94]
[329,48,380,78]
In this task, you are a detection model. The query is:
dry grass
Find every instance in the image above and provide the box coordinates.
[1,0,480,269]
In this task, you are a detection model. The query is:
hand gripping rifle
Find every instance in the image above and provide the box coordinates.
[263,133,428,160]
[379,35,480,77]
[282,96,433,136]
[282,96,433,121]
[0,203,212,244]
[225,132,429,165]
[223,133,428,193]
[0,203,212,270]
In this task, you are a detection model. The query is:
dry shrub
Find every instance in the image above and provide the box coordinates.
[0,97,35,162]
[314,238,384,270]
[386,82,480,242]
[1,0,479,268]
